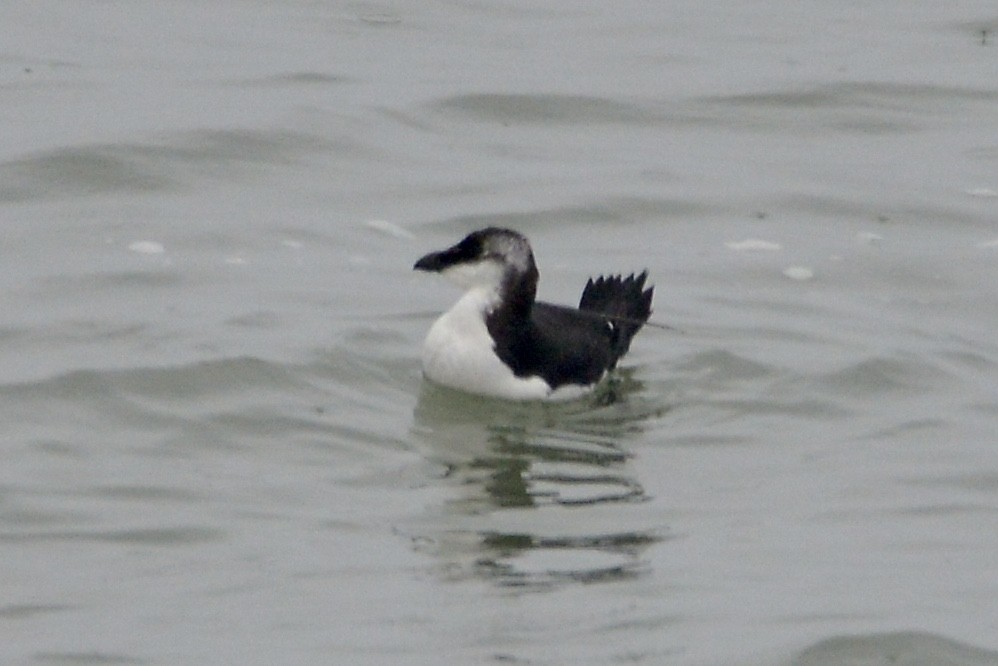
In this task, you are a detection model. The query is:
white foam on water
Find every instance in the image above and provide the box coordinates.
[725,239,782,251]
[127,240,165,254]
[783,265,814,280]
[856,232,884,245]
[365,219,414,239]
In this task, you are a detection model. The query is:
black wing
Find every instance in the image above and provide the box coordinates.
[488,273,653,391]
[579,272,653,358]
[492,302,616,389]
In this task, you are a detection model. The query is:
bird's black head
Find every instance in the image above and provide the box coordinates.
[413,228,536,293]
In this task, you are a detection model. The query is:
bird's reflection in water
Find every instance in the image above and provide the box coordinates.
[409,374,670,588]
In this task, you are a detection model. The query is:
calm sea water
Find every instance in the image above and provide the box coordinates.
[3,1,997,664]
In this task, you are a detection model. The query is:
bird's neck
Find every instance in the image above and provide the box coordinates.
[486,264,538,333]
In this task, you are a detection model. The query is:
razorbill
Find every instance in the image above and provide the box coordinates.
[414,227,653,401]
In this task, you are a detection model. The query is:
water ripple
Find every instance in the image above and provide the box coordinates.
[792,631,998,666]
[431,93,666,125]
[407,380,669,588]
[0,526,222,546]
[0,129,337,202]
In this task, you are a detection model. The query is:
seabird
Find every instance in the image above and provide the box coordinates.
[414,227,653,400]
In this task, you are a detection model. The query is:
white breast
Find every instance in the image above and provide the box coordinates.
[421,288,553,400]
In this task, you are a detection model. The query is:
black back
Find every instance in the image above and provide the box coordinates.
[486,272,653,389]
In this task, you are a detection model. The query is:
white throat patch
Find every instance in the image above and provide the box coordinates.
[439,257,507,296]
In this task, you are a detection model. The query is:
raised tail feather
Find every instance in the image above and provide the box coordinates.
[578,271,654,360]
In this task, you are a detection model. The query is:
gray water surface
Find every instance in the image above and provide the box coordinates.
[3,1,997,664]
